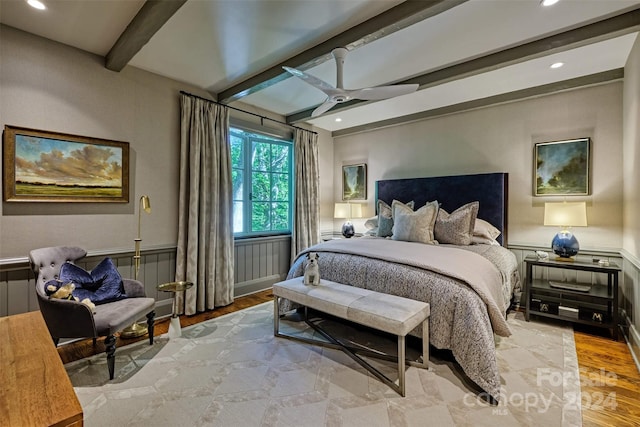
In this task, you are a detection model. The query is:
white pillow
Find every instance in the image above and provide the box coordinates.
[364,216,378,230]
[377,199,414,238]
[473,218,501,240]
[391,201,439,244]
[391,199,414,219]
[472,235,500,245]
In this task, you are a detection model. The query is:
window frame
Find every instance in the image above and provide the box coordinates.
[230,123,294,238]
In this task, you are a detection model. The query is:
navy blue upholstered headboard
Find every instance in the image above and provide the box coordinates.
[375,172,509,246]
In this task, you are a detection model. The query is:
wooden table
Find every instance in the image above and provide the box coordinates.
[0,311,83,426]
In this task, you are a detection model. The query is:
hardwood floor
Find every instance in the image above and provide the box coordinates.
[57,289,640,426]
[56,289,274,365]
[573,326,640,427]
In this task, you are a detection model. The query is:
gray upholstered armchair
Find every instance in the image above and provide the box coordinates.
[29,246,155,380]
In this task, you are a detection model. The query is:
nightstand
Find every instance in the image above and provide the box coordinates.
[321,232,363,241]
[524,255,620,340]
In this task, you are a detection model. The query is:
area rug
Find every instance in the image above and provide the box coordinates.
[66,302,582,426]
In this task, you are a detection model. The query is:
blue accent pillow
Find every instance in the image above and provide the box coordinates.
[59,257,127,305]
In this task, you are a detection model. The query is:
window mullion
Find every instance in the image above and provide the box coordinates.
[244,136,252,233]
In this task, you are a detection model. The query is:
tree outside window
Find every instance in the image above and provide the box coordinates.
[230,127,292,236]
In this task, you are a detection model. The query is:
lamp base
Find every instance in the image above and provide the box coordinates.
[341,221,355,238]
[551,230,579,259]
[120,322,148,339]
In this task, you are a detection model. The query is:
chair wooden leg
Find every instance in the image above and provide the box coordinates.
[146,311,155,345]
[105,334,116,380]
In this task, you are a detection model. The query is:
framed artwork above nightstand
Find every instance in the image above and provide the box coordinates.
[534,138,590,196]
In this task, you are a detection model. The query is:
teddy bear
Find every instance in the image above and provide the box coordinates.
[45,280,96,313]
[303,252,320,286]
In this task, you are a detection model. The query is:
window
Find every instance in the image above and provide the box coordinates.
[230,126,293,237]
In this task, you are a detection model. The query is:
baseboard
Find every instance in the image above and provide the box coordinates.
[626,317,640,373]
[619,249,640,372]
[234,274,285,297]
[154,299,173,318]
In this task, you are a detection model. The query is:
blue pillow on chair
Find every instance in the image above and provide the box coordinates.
[60,257,127,305]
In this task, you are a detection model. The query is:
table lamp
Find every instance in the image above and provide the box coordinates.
[543,201,587,260]
[334,202,362,238]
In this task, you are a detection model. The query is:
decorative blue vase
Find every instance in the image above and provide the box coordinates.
[341,221,355,238]
[551,230,579,258]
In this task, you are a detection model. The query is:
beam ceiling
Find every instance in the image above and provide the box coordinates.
[105,0,187,72]
[288,6,640,124]
[217,0,469,104]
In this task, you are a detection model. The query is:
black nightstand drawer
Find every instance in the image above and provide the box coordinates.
[531,298,559,315]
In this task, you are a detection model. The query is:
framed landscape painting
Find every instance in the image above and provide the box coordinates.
[3,125,129,202]
[342,163,367,201]
[534,137,590,196]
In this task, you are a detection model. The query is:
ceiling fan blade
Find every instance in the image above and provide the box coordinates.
[350,84,419,101]
[283,66,338,96]
[311,99,338,117]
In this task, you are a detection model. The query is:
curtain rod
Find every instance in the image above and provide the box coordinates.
[179,91,317,135]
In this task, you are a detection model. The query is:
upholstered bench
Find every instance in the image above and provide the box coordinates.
[273,278,430,396]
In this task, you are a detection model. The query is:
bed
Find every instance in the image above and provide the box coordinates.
[285,172,519,402]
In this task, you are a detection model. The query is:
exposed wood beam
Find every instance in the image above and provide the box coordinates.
[331,69,624,138]
[217,0,468,103]
[105,0,187,72]
[288,7,640,124]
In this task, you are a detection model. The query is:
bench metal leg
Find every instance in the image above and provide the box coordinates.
[398,335,406,396]
[272,300,429,397]
[421,319,429,369]
[273,295,283,338]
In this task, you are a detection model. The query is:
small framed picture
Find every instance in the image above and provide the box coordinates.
[342,163,367,201]
[534,138,590,196]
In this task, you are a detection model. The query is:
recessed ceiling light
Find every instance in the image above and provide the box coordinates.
[335,118,342,122]
[550,62,564,69]
[27,0,46,10]
[541,0,559,6]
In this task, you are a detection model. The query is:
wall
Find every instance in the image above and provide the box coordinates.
[333,83,624,252]
[0,25,190,258]
[0,26,335,258]
[0,235,295,318]
[0,26,335,316]
[622,33,640,366]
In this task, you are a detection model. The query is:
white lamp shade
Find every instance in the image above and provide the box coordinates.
[544,202,587,227]
[334,202,362,219]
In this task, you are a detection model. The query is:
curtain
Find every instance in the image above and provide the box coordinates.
[291,128,320,263]
[176,94,234,315]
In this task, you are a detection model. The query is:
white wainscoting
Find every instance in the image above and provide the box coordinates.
[620,249,640,371]
[0,235,291,319]
[6,239,637,372]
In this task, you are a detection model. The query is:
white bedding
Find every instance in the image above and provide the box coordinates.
[284,237,520,401]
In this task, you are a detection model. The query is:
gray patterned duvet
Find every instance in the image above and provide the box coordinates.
[284,238,520,401]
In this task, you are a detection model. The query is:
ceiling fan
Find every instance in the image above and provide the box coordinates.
[283,48,419,117]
